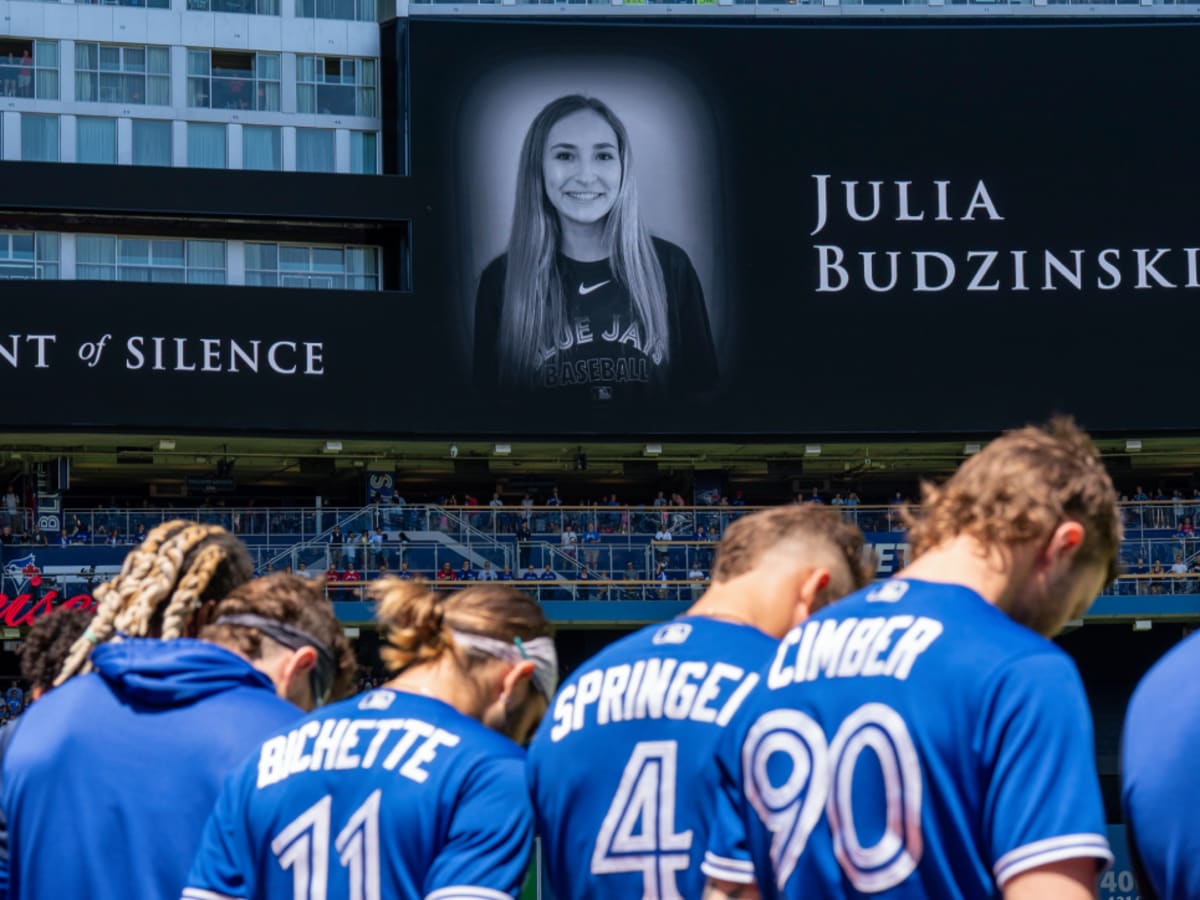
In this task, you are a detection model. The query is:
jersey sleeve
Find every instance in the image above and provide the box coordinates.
[180,768,258,900]
[700,715,757,886]
[423,752,534,900]
[978,652,1112,887]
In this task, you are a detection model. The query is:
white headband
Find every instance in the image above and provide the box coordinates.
[451,629,559,699]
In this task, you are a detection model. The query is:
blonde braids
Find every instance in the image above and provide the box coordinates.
[52,520,252,686]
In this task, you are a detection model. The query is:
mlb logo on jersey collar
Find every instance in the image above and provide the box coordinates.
[867,580,910,604]
[652,622,693,645]
[358,690,397,711]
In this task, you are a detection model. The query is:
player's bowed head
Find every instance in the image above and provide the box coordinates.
[54,520,254,686]
[690,504,873,639]
[374,578,558,746]
[901,416,1122,640]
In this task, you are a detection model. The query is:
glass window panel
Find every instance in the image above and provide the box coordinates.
[188,50,210,77]
[257,54,279,80]
[118,239,150,266]
[77,116,116,164]
[187,241,225,270]
[132,119,171,167]
[147,267,184,283]
[20,114,58,162]
[147,75,169,105]
[242,126,280,171]
[147,47,169,75]
[36,234,59,261]
[75,44,96,70]
[350,132,376,175]
[77,236,115,265]
[360,59,376,85]
[296,129,334,172]
[188,123,226,169]
[279,247,309,270]
[245,271,277,287]
[311,247,343,273]
[98,46,120,70]
[34,41,57,67]
[245,243,276,270]
[258,83,280,112]
[11,235,33,259]
[151,240,184,265]
[36,70,57,100]
[124,49,146,72]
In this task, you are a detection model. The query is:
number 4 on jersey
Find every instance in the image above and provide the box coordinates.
[591,740,694,900]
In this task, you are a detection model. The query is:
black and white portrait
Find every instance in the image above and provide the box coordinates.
[451,58,728,406]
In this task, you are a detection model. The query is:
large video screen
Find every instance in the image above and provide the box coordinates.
[6,19,1200,439]
[407,17,1200,437]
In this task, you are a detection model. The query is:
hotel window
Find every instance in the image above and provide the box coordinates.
[132,120,172,167]
[187,0,279,14]
[245,243,379,290]
[187,122,226,169]
[296,57,376,117]
[296,0,375,22]
[75,44,169,105]
[350,132,377,175]
[76,237,226,284]
[76,117,116,165]
[0,233,59,280]
[0,40,58,100]
[188,50,280,112]
[20,114,58,162]
[295,129,334,172]
[242,125,281,171]
[77,0,169,9]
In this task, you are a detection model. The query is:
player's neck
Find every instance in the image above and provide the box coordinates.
[688,582,761,631]
[895,534,1015,607]
[385,657,488,720]
[559,220,608,262]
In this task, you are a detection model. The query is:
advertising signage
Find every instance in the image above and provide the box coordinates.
[7,19,1200,438]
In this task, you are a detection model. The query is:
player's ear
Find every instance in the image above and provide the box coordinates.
[282,646,318,709]
[792,566,832,629]
[498,659,536,707]
[1044,521,1085,569]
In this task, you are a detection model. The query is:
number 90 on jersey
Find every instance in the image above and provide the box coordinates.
[742,703,924,894]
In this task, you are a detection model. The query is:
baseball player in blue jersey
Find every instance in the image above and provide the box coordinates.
[527,505,871,899]
[183,579,559,900]
[704,419,1121,900]
[1121,628,1200,900]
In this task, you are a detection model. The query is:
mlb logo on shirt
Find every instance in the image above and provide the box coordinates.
[357,690,396,711]
[652,622,693,645]
[867,580,910,604]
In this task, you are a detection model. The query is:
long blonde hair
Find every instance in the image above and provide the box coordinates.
[499,95,669,387]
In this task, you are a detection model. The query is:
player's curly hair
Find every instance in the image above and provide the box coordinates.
[712,504,872,610]
[20,608,94,694]
[904,417,1121,583]
[54,521,252,686]
[200,573,358,703]
[375,578,552,675]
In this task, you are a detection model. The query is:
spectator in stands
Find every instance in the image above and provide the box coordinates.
[499,565,514,581]
[561,523,578,560]
[582,523,601,570]
[654,561,669,600]
[459,560,476,582]
[58,529,70,548]
[547,488,562,507]
[577,566,598,601]
[653,491,667,508]
[477,561,498,582]
[328,525,344,568]
[1170,552,1189,591]
[1130,555,1149,595]
[26,528,46,547]
[437,562,457,583]
[806,487,824,505]
[687,561,705,601]
[397,562,413,580]
[516,520,533,569]
[342,563,362,587]
[3,486,16,527]
[522,565,538,581]
[343,530,359,569]
[489,492,504,530]
[654,525,673,567]
[1150,560,1167,594]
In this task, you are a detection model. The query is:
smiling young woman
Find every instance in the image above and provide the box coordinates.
[473,94,718,403]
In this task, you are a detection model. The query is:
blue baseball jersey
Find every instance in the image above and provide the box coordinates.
[527,616,776,899]
[182,689,534,900]
[704,578,1111,898]
[1122,629,1200,899]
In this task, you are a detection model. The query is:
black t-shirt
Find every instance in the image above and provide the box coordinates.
[474,238,718,404]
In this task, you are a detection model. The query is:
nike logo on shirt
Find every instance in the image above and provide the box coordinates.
[578,280,611,296]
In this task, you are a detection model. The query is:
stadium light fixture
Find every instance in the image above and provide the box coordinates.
[158,439,176,451]
[644,443,663,457]
[1125,439,1143,453]
[804,444,822,457]
[323,441,343,453]
[494,444,512,456]
[449,444,458,459]
[963,443,982,456]
[1133,619,1153,632]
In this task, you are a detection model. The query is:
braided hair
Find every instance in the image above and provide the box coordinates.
[54,520,252,686]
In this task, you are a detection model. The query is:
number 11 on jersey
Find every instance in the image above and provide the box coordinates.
[590,740,694,899]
